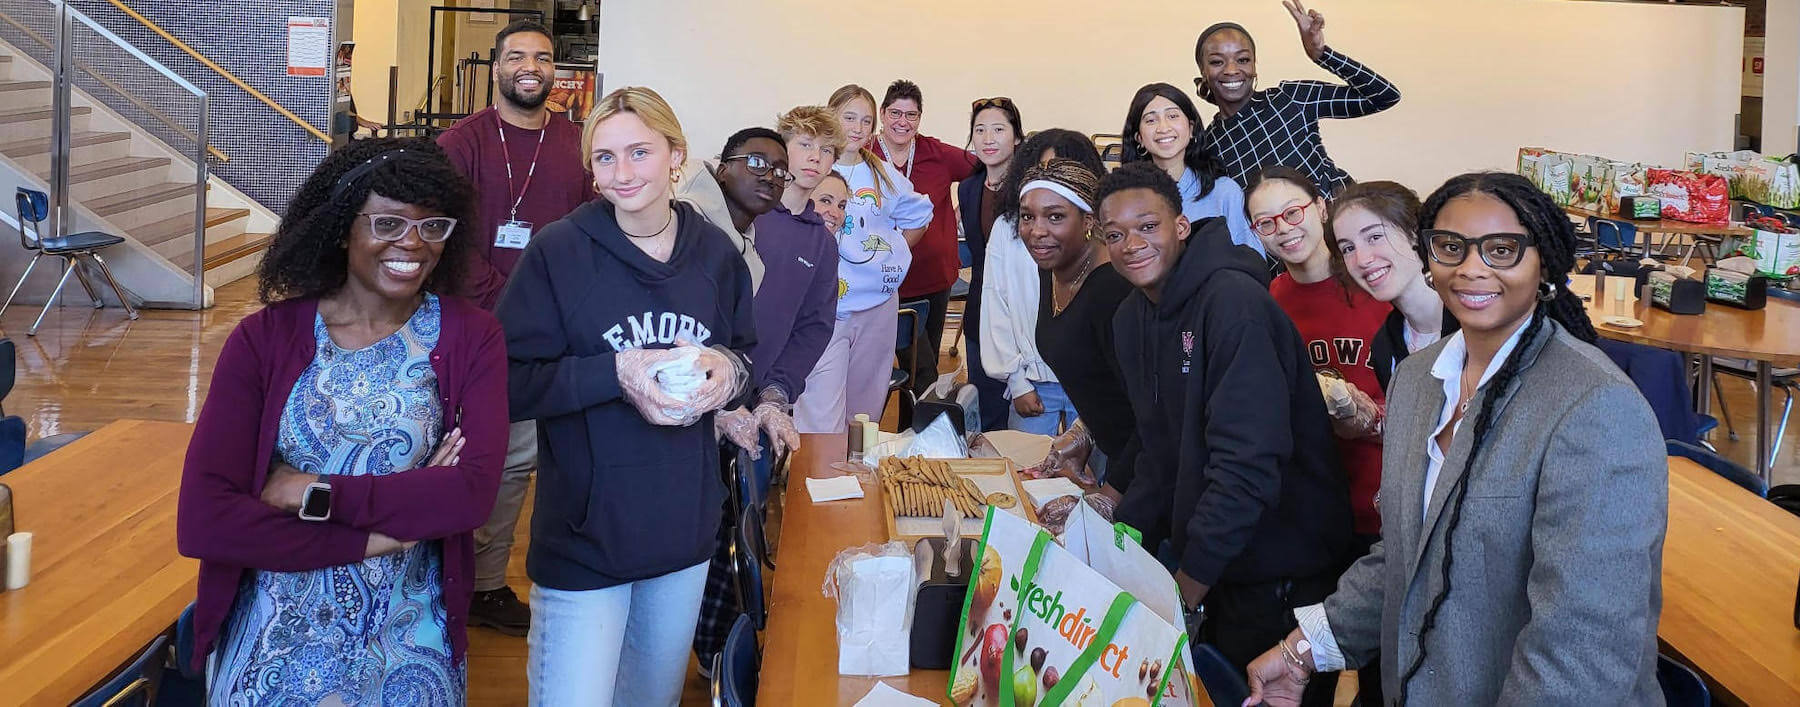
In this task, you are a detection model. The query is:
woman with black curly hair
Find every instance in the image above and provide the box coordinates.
[1244,172,1665,706]
[177,137,509,704]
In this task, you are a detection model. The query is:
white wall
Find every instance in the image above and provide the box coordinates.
[1767,0,1799,156]
[600,0,1743,195]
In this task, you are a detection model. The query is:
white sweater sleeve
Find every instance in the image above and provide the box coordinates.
[979,218,1040,400]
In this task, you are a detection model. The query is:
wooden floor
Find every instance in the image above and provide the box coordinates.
[3,278,1797,706]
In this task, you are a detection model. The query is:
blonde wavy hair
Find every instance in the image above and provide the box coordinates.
[581,86,688,173]
[776,105,844,159]
[826,84,893,195]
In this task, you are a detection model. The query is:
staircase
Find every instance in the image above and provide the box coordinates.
[0,40,276,305]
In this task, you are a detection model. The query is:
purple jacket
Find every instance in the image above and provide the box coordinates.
[750,204,839,400]
[175,295,508,672]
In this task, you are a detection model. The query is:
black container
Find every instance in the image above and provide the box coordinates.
[1704,268,1768,310]
[1620,195,1662,220]
[909,536,977,669]
[1639,271,1707,315]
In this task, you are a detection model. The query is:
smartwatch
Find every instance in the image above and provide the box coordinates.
[298,481,333,521]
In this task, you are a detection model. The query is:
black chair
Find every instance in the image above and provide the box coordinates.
[888,298,931,429]
[733,502,772,631]
[710,614,760,707]
[1656,653,1710,707]
[1190,642,1249,707]
[2,188,138,336]
[1667,440,1768,497]
[72,634,167,707]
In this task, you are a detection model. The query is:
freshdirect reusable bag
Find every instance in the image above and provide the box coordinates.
[1567,155,1609,212]
[949,508,1195,706]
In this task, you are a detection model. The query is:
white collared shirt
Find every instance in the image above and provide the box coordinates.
[1294,316,1534,673]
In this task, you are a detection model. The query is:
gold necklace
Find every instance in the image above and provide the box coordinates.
[1052,247,1097,315]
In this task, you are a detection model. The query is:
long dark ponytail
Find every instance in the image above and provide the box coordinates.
[1397,172,1596,702]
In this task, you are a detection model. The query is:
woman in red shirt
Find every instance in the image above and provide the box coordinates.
[1245,167,1389,542]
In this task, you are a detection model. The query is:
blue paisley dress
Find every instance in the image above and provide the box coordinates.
[211,295,463,706]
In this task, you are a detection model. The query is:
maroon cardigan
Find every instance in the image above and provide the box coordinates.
[175,295,508,671]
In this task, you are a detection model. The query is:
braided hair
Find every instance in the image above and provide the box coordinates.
[1397,172,1596,702]
[995,128,1104,223]
[257,137,474,304]
[1019,158,1100,214]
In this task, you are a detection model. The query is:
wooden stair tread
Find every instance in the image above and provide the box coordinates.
[0,105,91,124]
[170,232,271,271]
[132,207,249,248]
[0,130,129,157]
[0,80,49,91]
[87,181,197,216]
[69,155,172,184]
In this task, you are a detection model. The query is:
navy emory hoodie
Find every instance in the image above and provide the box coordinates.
[1111,216,1352,588]
[497,199,756,591]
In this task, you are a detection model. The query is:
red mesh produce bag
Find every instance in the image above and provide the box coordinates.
[1647,169,1730,224]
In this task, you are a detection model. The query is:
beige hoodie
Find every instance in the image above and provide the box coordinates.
[676,160,765,291]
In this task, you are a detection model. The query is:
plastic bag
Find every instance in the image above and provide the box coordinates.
[822,541,918,676]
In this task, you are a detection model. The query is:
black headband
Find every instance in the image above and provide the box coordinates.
[1196,22,1255,57]
[329,149,408,206]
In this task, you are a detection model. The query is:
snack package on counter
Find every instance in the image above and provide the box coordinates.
[1604,161,1647,215]
[824,541,919,677]
[1568,155,1609,212]
[1739,156,1800,210]
[948,509,1198,706]
[1647,169,1730,224]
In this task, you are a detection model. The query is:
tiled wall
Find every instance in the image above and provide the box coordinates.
[0,0,339,213]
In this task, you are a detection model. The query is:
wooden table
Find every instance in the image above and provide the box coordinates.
[758,434,1214,707]
[1662,457,1800,706]
[0,419,197,705]
[1570,274,1800,479]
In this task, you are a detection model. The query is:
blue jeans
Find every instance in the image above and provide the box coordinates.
[1007,380,1078,436]
[528,561,709,706]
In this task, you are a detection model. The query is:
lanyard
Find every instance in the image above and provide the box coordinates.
[497,120,547,221]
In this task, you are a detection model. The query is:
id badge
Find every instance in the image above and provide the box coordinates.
[495,220,533,249]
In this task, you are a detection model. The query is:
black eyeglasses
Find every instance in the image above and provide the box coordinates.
[721,154,794,184]
[361,213,457,242]
[971,96,1015,113]
[1422,230,1537,269]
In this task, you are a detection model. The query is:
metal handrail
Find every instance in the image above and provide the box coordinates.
[0,5,227,161]
[41,0,211,307]
[99,0,328,142]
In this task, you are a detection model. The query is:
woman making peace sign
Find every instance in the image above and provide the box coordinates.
[1196,1,1401,198]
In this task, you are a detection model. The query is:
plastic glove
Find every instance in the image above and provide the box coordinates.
[678,337,748,418]
[754,401,800,459]
[1317,373,1383,439]
[617,348,691,426]
[715,407,762,458]
[1023,422,1098,487]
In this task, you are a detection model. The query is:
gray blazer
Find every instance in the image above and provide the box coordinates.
[1323,319,1666,705]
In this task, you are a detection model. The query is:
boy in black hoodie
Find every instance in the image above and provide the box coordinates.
[1097,162,1350,704]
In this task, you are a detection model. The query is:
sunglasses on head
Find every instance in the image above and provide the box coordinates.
[971,96,1015,113]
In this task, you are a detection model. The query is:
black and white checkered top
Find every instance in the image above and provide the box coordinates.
[1200,48,1400,199]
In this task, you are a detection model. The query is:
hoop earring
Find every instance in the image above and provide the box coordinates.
[1538,281,1558,302]
[670,168,682,185]
[1134,142,1148,157]
[1423,271,1436,289]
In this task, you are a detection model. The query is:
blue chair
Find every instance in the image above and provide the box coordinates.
[710,614,760,707]
[157,603,206,705]
[734,502,771,631]
[1668,440,1767,497]
[1591,218,1645,258]
[1190,642,1249,707]
[2,188,138,336]
[72,634,167,707]
[1656,653,1710,707]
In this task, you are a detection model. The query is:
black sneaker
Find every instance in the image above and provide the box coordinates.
[469,587,531,636]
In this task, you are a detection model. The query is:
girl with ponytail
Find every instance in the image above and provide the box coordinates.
[1242,172,1666,706]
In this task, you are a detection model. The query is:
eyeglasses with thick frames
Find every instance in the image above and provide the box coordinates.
[1422,230,1537,269]
[884,107,921,123]
[721,153,794,184]
[361,213,457,242]
[1250,202,1318,236]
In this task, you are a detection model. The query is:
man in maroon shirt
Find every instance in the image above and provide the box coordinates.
[436,18,591,636]
[871,80,977,396]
